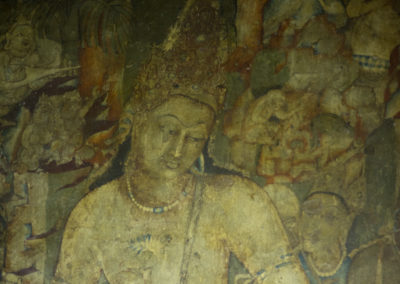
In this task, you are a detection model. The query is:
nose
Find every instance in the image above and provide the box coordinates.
[169,133,186,159]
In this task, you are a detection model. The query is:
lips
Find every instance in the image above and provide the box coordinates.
[162,158,180,169]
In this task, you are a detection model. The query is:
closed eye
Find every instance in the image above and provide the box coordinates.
[186,136,205,143]
[159,124,179,136]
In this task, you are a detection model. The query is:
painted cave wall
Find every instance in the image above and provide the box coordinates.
[0,0,400,283]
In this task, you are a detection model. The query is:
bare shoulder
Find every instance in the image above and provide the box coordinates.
[77,179,120,209]
[202,174,270,203]
[204,173,263,191]
[200,174,287,242]
[65,179,122,227]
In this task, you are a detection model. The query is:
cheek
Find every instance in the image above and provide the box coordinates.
[137,126,164,157]
[149,134,170,159]
[14,38,23,45]
[300,216,322,236]
[182,142,205,163]
[149,129,166,149]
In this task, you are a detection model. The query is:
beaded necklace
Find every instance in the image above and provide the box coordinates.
[126,176,191,214]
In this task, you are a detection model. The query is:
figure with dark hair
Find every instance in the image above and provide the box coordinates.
[347,207,400,284]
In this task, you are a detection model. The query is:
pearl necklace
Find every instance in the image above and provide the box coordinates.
[126,177,190,214]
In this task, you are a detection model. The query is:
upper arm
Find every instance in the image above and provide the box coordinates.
[205,176,308,283]
[54,195,103,283]
[218,177,289,266]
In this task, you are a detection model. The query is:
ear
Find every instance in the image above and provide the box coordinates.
[343,212,356,237]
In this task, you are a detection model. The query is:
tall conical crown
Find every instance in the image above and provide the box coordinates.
[130,0,227,114]
[7,15,33,34]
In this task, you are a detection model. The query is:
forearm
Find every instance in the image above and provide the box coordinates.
[234,262,308,284]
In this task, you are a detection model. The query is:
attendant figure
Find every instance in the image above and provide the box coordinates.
[347,208,400,284]
[299,191,354,284]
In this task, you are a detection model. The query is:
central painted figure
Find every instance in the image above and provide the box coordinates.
[54,92,308,284]
[53,0,309,283]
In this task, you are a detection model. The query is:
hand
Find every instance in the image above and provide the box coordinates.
[235,273,256,284]
[1,272,23,284]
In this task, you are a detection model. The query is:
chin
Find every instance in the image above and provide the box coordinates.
[146,166,184,180]
[163,169,187,180]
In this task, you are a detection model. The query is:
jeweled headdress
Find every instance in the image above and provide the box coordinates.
[128,0,227,114]
[6,15,33,35]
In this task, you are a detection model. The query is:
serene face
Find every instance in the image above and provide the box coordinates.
[6,25,35,58]
[300,193,351,253]
[134,96,214,180]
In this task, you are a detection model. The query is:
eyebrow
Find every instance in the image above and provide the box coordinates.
[303,191,350,213]
[159,114,181,123]
[158,114,207,128]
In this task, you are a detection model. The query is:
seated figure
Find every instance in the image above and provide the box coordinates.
[0,16,76,124]
[0,16,38,119]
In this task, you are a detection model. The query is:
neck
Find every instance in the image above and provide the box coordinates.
[128,171,192,207]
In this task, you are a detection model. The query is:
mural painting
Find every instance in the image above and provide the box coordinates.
[0,0,399,283]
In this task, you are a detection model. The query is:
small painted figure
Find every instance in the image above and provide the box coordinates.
[299,191,354,284]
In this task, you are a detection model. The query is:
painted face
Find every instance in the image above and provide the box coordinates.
[7,25,35,58]
[300,193,350,253]
[135,95,214,180]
